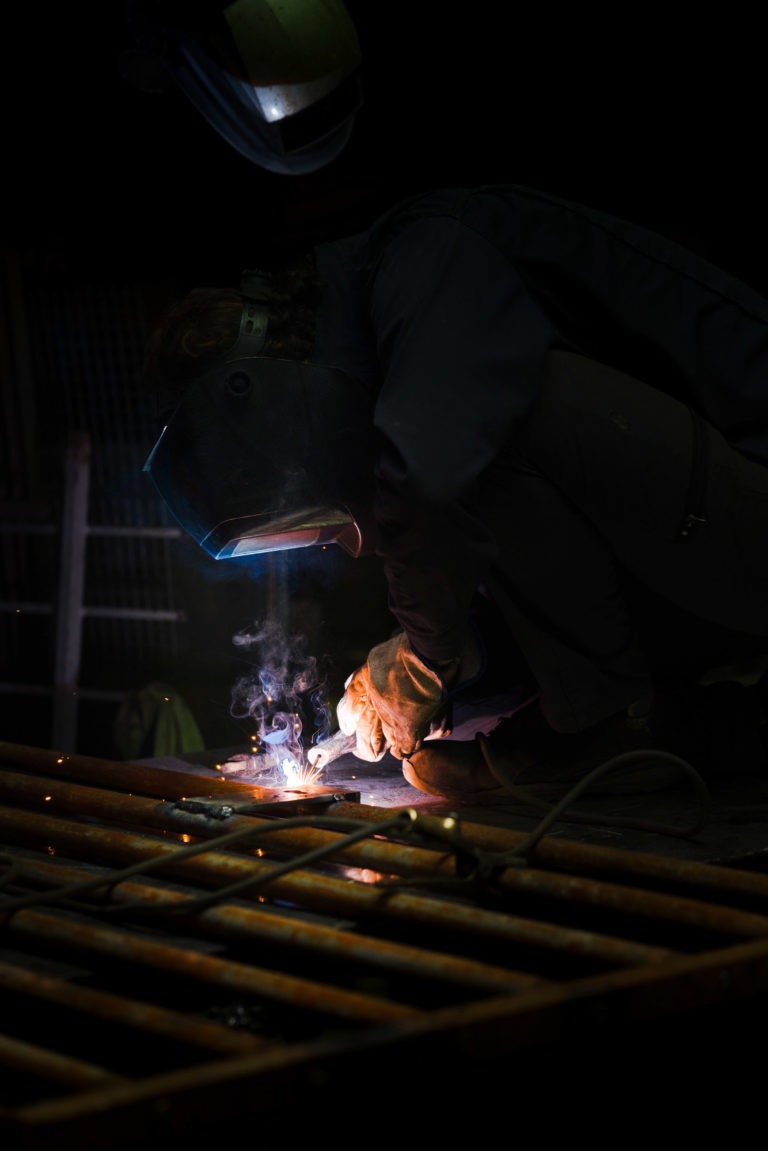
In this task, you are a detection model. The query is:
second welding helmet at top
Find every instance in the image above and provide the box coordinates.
[143,307,377,561]
[118,0,363,175]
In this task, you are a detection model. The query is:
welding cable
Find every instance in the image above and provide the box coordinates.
[0,811,415,920]
[479,745,712,850]
[96,811,418,917]
[476,741,713,842]
[370,750,712,897]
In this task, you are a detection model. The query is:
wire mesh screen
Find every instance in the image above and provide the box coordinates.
[44,276,184,679]
[1,257,191,753]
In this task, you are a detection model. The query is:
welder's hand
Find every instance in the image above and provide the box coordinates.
[336,633,459,761]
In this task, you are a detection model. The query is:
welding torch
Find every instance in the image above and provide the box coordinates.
[306,728,359,769]
[306,701,458,769]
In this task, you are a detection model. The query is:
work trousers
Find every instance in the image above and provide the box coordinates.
[477,350,768,732]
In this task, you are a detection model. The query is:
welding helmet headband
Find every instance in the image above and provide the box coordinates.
[143,353,376,560]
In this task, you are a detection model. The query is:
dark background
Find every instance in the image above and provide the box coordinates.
[3,5,767,758]
[7,5,767,285]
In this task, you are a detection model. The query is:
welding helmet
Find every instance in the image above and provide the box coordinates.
[142,272,377,560]
[119,0,363,175]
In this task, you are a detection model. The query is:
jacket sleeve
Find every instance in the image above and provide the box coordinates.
[367,215,557,662]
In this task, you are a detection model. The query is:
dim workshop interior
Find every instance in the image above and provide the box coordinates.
[5,3,768,1146]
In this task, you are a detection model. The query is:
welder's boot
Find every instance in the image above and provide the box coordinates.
[402,738,509,802]
[402,675,768,803]
[403,698,675,801]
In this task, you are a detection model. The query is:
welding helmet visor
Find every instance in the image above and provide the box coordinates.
[143,355,376,559]
[137,1,363,175]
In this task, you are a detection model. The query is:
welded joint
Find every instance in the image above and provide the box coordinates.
[236,791,360,815]
[166,797,239,821]
[164,791,360,822]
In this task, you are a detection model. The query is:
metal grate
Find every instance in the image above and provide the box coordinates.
[3,740,768,1144]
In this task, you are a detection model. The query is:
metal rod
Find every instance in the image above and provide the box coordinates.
[0,603,185,621]
[4,765,768,947]
[0,525,181,539]
[5,739,768,915]
[4,906,421,1027]
[330,799,768,905]
[15,855,543,994]
[0,686,129,702]
[0,1033,129,1090]
[85,526,182,539]
[0,803,674,968]
[0,959,264,1056]
[0,740,250,798]
[79,607,186,621]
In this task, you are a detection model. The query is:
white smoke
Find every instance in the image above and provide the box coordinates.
[227,618,332,781]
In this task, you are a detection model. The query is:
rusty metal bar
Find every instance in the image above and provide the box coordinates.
[0,804,676,968]
[3,766,768,946]
[0,959,265,1055]
[5,1041,361,1137]
[9,855,545,995]
[10,933,768,1144]
[4,906,421,1026]
[5,739,768,910]
[331,799,768,902]
[6,742,768,1145]
[0,740,323,801]
[0,1034,128,1090]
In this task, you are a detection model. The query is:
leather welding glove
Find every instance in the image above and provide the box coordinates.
[337,632,460,761]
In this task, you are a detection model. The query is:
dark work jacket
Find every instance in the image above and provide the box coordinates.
[311,184,768,663]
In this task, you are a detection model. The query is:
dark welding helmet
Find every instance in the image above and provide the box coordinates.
[142,272,376,560]
[119,0,363,175]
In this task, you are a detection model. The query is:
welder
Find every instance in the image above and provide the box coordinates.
[143,183,768,801]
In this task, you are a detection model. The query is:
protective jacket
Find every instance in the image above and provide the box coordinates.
[310,184,768,665]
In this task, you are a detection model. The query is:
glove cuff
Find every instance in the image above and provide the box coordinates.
[411,649,461,689]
